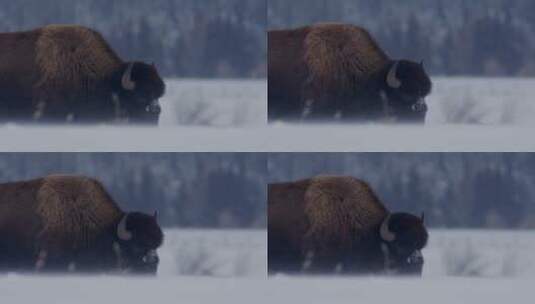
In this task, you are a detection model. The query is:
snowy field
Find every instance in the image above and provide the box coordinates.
[159,79,266,127]
[158,229,266,277]
[427,77,535,125]
[1,229,533,303]
[0,77,534,152]
[0,124,532,152]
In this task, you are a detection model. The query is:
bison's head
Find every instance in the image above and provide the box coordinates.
[380,60,432,123]
[113,62,165,124]
[114,211,164,274]
[379,212,428,275]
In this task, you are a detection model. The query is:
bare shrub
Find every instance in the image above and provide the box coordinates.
[440,92,487,124]
[443,242,488,277]
[175,96,218,126]
[175,241,225,276]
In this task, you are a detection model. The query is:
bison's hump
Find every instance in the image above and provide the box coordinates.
[304,23,389,90]
[35,25,122,94]
[36,175,123,251]
[303,175,387,249]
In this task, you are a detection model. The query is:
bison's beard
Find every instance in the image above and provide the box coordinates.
[381,243,424,276]
[112,242,160,275]
[110,93,161,125]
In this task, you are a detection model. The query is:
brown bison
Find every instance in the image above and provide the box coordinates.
[0,25,165,124]
[268,176,428,275]
[268,23,432,122]
[0,174,163,274]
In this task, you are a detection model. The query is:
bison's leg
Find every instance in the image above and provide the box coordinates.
[300,82,338,121]
[268,236,303,274]
[268,92,304,121]
[32,100,47,121]
[34,232,73,272]
[34,248,65,272]
[301,233,345,274]
[67,261,78,272]
[34,249,48,271]
[300,249,344,274]
[34,249,75,273]
[299,76,318,120]
[31,90,78,123]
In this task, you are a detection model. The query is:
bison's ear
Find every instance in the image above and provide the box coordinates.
[121,63,136,91]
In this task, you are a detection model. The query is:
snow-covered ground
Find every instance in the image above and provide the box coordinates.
[0,77,533,152]
[0,275,529,304]
[1,229,533,303]
[143,77,535,127]
[158,229,266,277]
[160,79,266,126]
[425,229,535,277]
[427,77,535,125]
[0,124,532,152]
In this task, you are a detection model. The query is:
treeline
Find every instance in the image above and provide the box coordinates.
[268,153,535,229]
[0,0,266,78]
[0,153,267,228]
[268,0,535,76]
[3,152,534,229]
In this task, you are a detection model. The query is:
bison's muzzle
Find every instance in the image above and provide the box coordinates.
[146,101,162,115]
[401,250,424,274]
[129,249,160,275]
[382,243,424,276]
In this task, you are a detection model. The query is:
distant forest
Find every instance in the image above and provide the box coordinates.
[0,0,266,78]
[269,0,535,77]
[269,153,535,229]
[2,153,534,230]
[3,1,533,77]
[0,153,267,228]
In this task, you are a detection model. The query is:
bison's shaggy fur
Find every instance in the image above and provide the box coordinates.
[0,175,163,273]
[268,175,427,275]
[303,24,388,92]
[35,175,123,254]
[0,25,165,123]
[34,25,122,100]
[269,176,387,273]
[268,23,431,122]
[302,176,387,255]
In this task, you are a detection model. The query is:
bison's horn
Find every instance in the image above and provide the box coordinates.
[386,61,402,89]
[153,210,158,220]
[121,63,136,91]
[421,212,425,223]
[117,214,133,241]
[380,214,396,242]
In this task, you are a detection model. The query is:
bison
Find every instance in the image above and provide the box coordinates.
[0,174,163,274]
[268,23,432,122]
[268,176,428,275]
[0,24,165,124]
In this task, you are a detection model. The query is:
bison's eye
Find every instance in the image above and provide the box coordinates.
[129,244,147,256]
[397,92,418,104]
[393,240,417,257]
